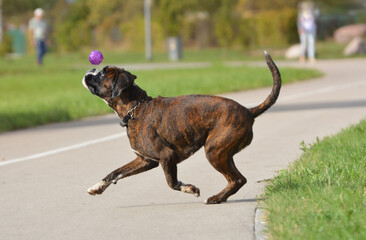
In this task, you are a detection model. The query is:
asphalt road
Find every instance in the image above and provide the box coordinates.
[1,58,365,240]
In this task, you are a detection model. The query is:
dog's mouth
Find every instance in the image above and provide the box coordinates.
[82,69,101,94]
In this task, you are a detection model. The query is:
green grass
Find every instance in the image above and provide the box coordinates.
[135,64,320,97]
[264,120,366,240]
[0,50,322,132]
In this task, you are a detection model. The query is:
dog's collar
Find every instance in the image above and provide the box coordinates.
[120,100,145,128]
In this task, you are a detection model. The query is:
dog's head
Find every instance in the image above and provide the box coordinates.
[82,66,136,100]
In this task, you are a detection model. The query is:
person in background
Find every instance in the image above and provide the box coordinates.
[297,1,317,63]
[28,8,47,66]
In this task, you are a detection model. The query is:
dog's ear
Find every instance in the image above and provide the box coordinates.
[111,70,136,98]
[124,70,137,83]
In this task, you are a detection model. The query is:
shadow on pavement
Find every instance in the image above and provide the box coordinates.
[117,198,258,209]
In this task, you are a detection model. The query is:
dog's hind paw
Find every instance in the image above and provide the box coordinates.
[204,195,225,204]
[180,184,200,197]
[87,180,110,196]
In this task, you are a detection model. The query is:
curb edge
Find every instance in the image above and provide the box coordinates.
[254,201,268,240]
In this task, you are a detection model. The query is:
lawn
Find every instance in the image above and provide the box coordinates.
[264,119,366,240]
[0,50,322,132]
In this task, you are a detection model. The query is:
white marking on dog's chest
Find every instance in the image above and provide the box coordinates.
[132,149,159,162]
[101,99,119,115]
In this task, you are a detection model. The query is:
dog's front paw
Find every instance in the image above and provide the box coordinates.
[87,181,110,196]
[181,184,200,197]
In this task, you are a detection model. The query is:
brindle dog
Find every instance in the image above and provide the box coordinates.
[83,52,281,204]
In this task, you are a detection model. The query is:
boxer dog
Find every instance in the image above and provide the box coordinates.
[83,52,281,204]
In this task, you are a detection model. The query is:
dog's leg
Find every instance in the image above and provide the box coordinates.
[87,156,159,195]
[160,161,200,197]
[204,154,247,204]
[203,125,252,204]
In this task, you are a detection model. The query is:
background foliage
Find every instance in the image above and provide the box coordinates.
[1,0,365,53]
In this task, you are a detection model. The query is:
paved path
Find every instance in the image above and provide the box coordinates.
[1,58,366,240]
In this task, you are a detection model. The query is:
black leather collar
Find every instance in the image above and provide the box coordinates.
[120,100,144,127]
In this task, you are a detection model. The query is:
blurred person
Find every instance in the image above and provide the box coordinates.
[28,8,47,65]
[297,1,317,63]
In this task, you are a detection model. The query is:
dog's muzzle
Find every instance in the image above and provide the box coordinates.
[82,69,100,94]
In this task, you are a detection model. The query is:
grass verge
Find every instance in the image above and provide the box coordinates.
[0,52,322,132]
[264,119,366,240]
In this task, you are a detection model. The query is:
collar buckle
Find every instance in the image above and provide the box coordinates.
[120,100,144,128]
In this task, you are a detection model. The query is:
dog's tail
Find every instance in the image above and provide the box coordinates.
[249,51,281,118]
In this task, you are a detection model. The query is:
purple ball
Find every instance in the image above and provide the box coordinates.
[89,50,104,65]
